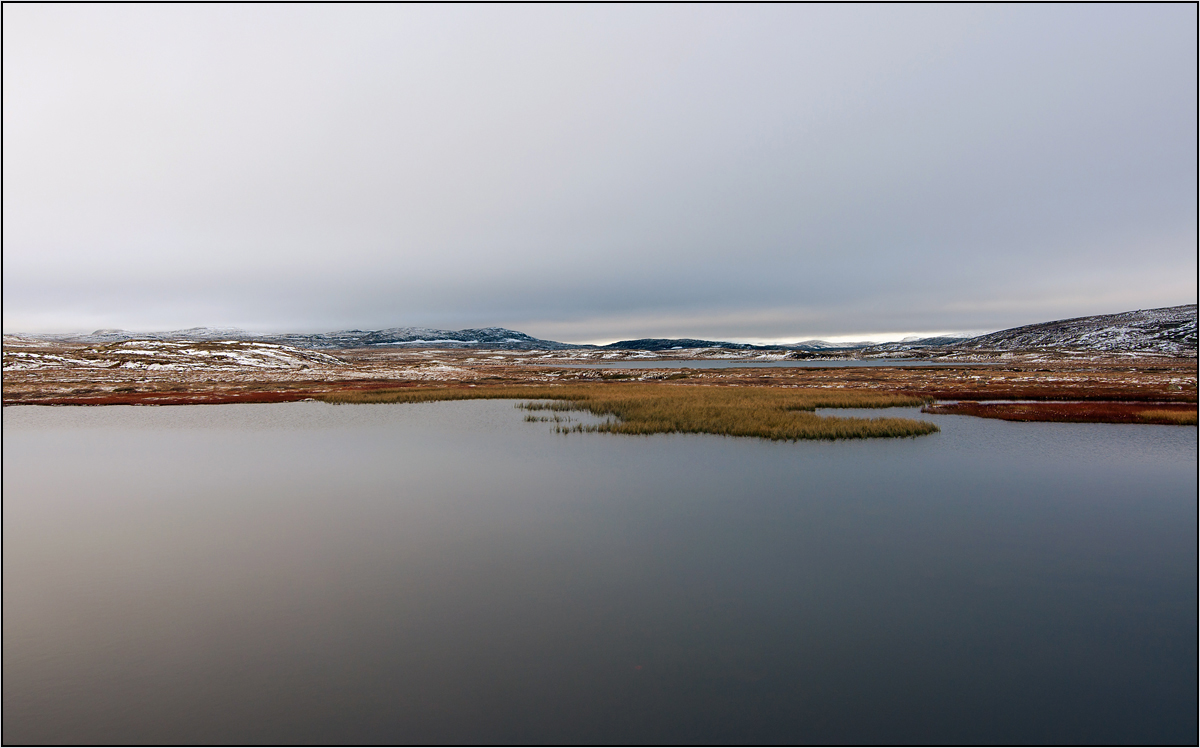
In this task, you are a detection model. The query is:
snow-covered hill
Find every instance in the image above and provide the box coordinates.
[7,305,1196,355]
[266,327,581,350]
[3,340,346,373]
[33,326,581,351]
[959,305,1196,354]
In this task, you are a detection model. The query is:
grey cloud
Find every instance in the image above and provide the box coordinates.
[3,4,1195,338]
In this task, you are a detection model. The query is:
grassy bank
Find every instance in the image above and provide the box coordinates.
[923,400,1198,425]
[321,383,939,440]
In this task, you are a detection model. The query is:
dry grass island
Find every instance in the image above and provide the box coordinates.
[324,384,939,439]
[3,339,1196,437]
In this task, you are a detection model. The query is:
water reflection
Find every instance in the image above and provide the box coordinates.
[3,402,1196,744]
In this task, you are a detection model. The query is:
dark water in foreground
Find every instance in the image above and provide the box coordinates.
[3,402,1196,745]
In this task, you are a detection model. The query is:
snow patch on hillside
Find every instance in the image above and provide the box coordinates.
[2,340,346,373]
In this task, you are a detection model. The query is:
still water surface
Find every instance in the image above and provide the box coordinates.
[3,402,1196,744]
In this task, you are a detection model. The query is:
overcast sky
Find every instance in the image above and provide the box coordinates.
[3,4,1196,343]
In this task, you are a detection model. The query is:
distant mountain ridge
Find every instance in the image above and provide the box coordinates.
[25,327,860,351]
[33,326,581,351]
[595,338,853,352]
[266,327,579,350]
[9,304,1196,354]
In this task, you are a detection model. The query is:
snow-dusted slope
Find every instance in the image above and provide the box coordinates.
[8,305,1196,355]
[48,327,256,344]
[3,340,346,372]
[267,326,580,350]
[37,326,581,350]
[25,326,860,351]
[960,305,1197,354]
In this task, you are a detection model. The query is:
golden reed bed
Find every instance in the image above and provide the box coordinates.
[322,383,939,440]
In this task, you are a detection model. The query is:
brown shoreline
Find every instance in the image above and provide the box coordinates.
[3,344,1195,424]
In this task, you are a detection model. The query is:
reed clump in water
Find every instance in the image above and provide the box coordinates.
[322,384,939,440]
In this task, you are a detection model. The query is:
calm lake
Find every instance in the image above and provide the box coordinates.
[3,402,1196,745]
